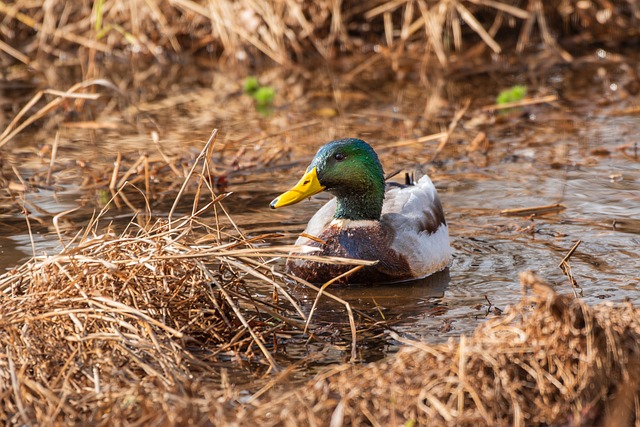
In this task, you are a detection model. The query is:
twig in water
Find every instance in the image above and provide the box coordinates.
[484,295,502,316]
[559,240,582,298]
[500,203,566,217]
[52,207,81,246]
[431,99,471,162]
[379,132,448,150]
[12,166,36,258]
[168,128,218,224]
[151,131,183,178]
[46,131,60,185]
[109,152,122,190]
[481,94,558,112]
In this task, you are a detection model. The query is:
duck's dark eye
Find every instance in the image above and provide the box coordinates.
[334,152,345,161]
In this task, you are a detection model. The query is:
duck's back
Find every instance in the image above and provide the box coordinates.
[381,175,451,278]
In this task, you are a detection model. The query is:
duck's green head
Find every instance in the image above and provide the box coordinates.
[270,138,385,220]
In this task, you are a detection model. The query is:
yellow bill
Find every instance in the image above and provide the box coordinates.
[270,166,325,209]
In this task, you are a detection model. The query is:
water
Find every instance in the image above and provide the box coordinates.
[1,54,639,374]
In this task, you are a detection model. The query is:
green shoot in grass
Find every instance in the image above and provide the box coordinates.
[254,86,275,107]
[243,76,275,114]
[497,85,527,105]
[243,76,260,95]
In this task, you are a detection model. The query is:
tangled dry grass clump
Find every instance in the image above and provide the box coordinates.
[1,0,639,68]
[0,220,222,422]
[0,206,290,424]
[244,272,640,427]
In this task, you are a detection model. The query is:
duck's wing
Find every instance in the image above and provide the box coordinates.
[381,175,451,276]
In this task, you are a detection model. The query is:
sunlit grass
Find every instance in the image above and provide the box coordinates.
[1,0,637,67]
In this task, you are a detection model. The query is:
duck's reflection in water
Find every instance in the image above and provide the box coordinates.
[328,268,450,311]
[288,269,451,362]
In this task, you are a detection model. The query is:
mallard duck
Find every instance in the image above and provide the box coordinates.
[270,138,451,284]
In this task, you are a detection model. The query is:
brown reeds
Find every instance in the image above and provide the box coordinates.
[0,216,238,421]
[241,271,640,426]
[1,1,639,68]
[0,175,294,422]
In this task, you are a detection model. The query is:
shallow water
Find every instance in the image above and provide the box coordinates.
[1,52,639,375]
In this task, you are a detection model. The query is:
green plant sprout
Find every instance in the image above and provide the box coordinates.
[243,76,275,113]
[243,76,260,95]
[497,85,527,105]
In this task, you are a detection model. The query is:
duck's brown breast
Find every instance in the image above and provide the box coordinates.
[286,222,412,284]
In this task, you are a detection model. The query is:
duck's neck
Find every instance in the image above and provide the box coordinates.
[334,181,385,221]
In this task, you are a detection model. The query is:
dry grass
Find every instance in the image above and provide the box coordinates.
[0,137,292,422]
[1,0,639,69]
[0,217,239,423]
[242,271,640,426]
[1,3,639,423]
